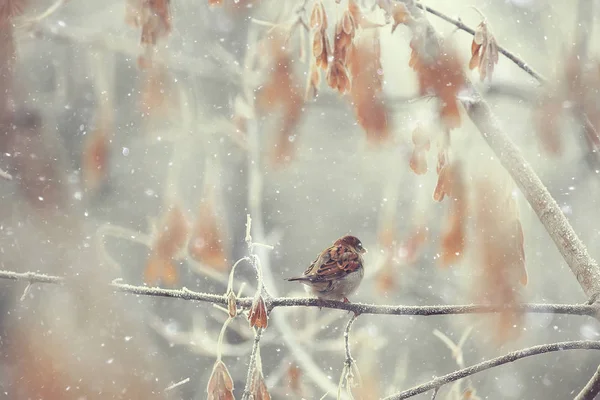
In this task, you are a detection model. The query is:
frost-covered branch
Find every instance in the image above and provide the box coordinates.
[384,341,600,400]
[1,269,598,317]
[413,2,546,83]
[241,328,264,400]
[575,364,600,400]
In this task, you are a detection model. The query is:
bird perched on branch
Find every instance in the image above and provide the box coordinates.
[287,235,366,302]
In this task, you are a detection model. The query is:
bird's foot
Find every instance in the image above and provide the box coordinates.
[342,297,355,315]
[317,297,326,310]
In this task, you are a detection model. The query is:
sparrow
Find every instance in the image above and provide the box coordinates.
[287,235,366,302]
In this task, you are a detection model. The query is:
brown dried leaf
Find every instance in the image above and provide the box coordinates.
[326,59,351,94]
[342,9,355,36]
[390,2,410,33]
[315,32,331,70]
[331,10,356,68]
[250,367,271,400]
[346,30,390,142]
[409,148,427,175]
[469,20,499,82]
[409,38,465,130]
[145,0,171,45]
[287,365,303,395]
[439,162,467,267]
[310,1,327,31]
[248,295,268,329]
[188,198,228,271]
[433,165,451,202]
[207,360,235,400]
[313,30,324,58]
[473,177,527,342]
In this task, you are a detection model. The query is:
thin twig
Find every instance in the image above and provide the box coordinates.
[338,313,361,400]
[383,341,600,400]
[414,3,546,83]
[164,377,190,392]
[430,387,439,400]
[343,314,358,363]
[1,269,599,317]
[242,328,264,400]
[575,364,600,400]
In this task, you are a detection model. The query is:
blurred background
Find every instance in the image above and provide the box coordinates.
[1,0,600,399]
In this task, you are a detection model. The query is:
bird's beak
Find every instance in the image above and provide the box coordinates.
[361,247,367,254]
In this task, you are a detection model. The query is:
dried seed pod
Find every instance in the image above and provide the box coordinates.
[346,30,390,142]
[326,59,351,94]
[226,289,237,318]
[248,295,268,329]
[469,20,499,82]
[250,366,271,400]
[409,148,428,175]
[473,173,527,342]
[309,1,327,31]
[287,365,303,395]
[439,162,467,267]
[433,165,451,202]
[207,360,234,400]
[411,125,430,149]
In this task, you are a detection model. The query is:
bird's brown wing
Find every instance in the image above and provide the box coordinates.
[307,244,362,283]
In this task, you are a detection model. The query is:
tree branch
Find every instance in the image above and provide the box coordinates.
[383,340,600,400]
[337,313,360,399]
[241,327,264,400]
[415,3,546,83]
[400,1,600,303]
[1,269,598,317]
[575,364,600,400]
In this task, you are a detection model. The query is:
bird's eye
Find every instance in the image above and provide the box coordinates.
[357,242,362,249]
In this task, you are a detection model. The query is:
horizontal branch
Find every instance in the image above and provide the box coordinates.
[1,270,598,317]
[384,340,600,400]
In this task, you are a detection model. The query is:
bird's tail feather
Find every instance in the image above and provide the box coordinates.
[287,276,309,282]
